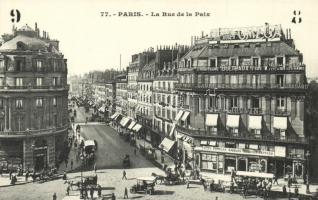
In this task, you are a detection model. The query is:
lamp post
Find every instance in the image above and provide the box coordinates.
[79,153,87,199]
[306,150,310,194]
[191,141,195,179]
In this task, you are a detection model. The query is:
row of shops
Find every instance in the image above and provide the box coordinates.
[109,112,143,138]
[175,131,307,181]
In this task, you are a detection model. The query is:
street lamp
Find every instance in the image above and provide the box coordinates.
[306,150,311,194]
[191,141,195,179]
[79,153,87,199]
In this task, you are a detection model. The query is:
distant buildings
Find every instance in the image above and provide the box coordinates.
[0,23,69,171]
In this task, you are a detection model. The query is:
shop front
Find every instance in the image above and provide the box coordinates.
[195,144,306,180]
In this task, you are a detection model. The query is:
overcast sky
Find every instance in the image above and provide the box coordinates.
[0,0,318,77]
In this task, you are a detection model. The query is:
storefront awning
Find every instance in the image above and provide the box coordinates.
[128,121,136,130]
[115,114,123,122]
[159,138,176,153]
[169,124,176,137]
[236,171,274,179]
[120,117,131,127]
[248,115,262,129]
[110,112,119,119]
[206,114,218,126]
[181,111,190,121]
[175,110,184,121]
[226,114,240,128]
[273,116,287,130]
[133,124,142,132]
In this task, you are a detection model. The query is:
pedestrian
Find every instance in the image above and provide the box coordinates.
[287,174,292,188]
[187,180,190,189]
[65,159,68,168]
[66,185,70,196]
[122,170,127,180]
[124,187,128,199]
[111,193,116,200]
[90,186,94,199]
[94,162,97,173]
[9,170,12,180]
[25,171,29,182]
[52,192,57,200]
[70,160,73,170]
[97,184,102,197]
[273,174,278,185]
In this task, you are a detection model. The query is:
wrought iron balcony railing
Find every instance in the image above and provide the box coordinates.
[175,83,307,90]
[176,125,309,144]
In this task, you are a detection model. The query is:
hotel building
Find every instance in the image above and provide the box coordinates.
[174,24,308,180]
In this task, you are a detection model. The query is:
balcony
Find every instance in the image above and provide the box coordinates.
[176,125,309,144]
[0,125,69,138]
[179,64,305,74]
[153,87,176,94]
[0,85,69,92]
[175,83,307,92]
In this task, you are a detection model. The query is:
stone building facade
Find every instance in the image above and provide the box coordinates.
[175,24,309,180]
[0,24,69,171]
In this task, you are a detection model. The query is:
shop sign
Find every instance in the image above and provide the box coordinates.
[209,24,282,41]
[195,146,275,157]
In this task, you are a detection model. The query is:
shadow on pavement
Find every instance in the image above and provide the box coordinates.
[101,186,116,190]
[154,190,175,195]
[129,195,144,199]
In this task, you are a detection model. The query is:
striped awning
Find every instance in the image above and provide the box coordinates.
[206,114,218,126]
[128,121,136,130]
[273,116,287,130]
[181,111,190,121]
[175,110,184,121]
[120,117,131,127]
[248,115,262,129]
[133,124,142,132]
[226,114,240,128]
[110,112,119,119]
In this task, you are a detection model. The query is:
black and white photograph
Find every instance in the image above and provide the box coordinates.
[0,0,318,199]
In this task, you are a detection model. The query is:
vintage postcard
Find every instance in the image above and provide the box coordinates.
[0,0,318,199]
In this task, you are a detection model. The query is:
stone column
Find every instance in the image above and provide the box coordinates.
[23,138,34,171]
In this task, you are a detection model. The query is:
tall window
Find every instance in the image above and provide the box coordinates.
[253,58,259,66]
[0,98,3,109]
[36,98,43,107]
[15,99,23,109]
[277,57,284,67]
[251,97,260,108]
[52,77,58,86]
[53,60,58,72]
[252,75,259,87]
[229,96,238,109]
[209,59,216,68]
[36,77,43,86]
[0,60,4,70]
[276,75,284,87]
[36,60,42,71]
[15,59,23,71]
[15,78,23,86]
[209,96,217,108]
[276,96,286,111]
[53,97,57,106]
[230,58,237,66]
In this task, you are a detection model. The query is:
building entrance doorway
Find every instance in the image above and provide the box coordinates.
[34,155,45,172]
[276,160,285,177]
[238,159,247,171]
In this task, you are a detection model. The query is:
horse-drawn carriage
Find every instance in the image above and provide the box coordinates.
[84,140,96,164]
